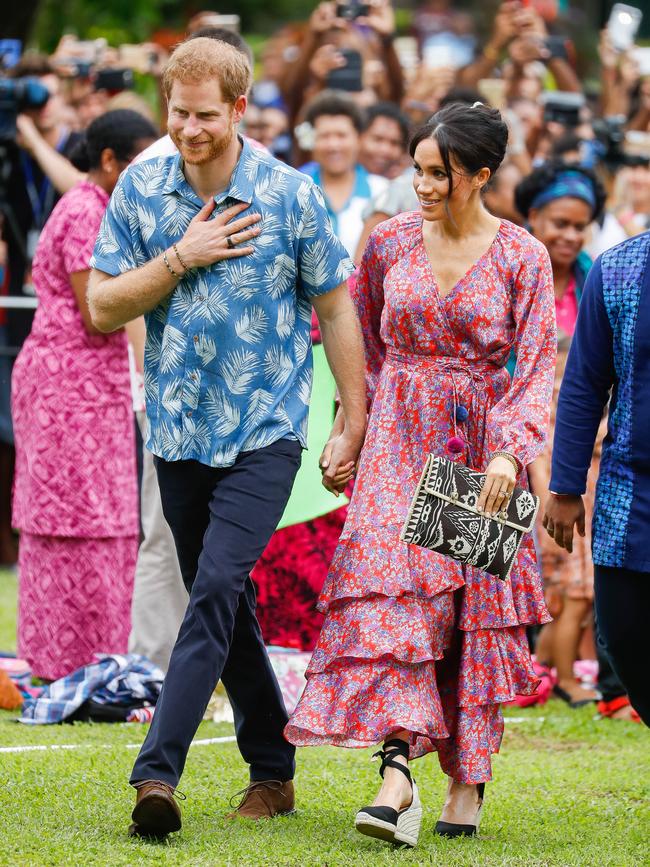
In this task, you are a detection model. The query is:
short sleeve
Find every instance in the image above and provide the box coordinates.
[296,181,354,298]
[90,172,142,276]
[62,201,106,275]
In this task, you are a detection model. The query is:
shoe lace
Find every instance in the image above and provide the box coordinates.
[133,779,187,801]
[228,779,285,810]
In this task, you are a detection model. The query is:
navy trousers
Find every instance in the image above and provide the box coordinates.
[130,438,302,787]
[594,565,650,726]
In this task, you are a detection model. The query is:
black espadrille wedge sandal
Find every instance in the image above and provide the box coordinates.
[354,739,422,848]
[434,782,485,837]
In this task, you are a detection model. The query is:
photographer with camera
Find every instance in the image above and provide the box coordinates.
[3,55,83,321]
[283,0,404,125]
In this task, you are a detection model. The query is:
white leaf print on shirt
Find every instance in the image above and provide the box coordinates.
[160,325,186,373]
[235,305,268,345]
[161,377,183,414]
[275,300,295,340]
[293,329,309,366]
[254,173,289,207]
[255,214,282,249]
[137,204,157,244]
[160,196,194,237]
[158,421,183,460]
[264,346,293,388]
[212,444,239,466]
[195,334,217,366]
[220,348,259,395]
[264,254,296,299]
[300,239,330,288]
[131,161,165,198]
[182,416,211,453]
[296,369,312,406]
[225,262,259,301]
[244,388,274,432]
[96,232,120,256]
[205,386,241,436]
[298,199,318,239]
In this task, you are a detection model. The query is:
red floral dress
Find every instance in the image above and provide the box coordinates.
[286,213,556,783]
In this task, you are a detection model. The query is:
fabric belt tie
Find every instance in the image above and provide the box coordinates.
[385,350,502,464]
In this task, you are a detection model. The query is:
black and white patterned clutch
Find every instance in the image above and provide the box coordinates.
[401,455,539,581]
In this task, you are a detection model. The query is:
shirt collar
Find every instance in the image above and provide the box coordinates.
[312,163,370,215]
[161,136,257,205]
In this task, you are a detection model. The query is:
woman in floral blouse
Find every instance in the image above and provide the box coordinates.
[287,103,556,847]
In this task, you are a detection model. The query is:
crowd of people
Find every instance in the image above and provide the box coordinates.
[0,0,648,844]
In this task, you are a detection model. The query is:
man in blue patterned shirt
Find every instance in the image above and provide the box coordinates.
[88,38,367,834]
[543,231,650,727]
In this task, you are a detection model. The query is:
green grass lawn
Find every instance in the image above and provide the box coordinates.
[1,571,648,866]
[0,567,17,653]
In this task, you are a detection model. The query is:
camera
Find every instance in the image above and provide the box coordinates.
[325,48,363,92]
[592,115,650,170]
[336,0,369,21]
[93,68,134,92]
[541,91,585,128]
[0,77,50,140]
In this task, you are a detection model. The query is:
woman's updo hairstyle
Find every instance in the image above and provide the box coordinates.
[69,109,157,172]
[514,159,606,222]
[408,102,509,197]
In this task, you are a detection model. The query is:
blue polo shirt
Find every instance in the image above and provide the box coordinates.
[91,138,354,467]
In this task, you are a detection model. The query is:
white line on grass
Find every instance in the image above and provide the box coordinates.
[0,735,237,754]
[1,718,545,755]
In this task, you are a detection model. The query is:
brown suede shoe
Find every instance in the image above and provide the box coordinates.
[226,780,295,820]
[129,779,183,838]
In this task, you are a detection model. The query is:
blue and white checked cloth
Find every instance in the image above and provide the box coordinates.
[19,654,164,724]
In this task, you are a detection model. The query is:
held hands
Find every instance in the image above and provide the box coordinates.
[542,493,585,554]
[319,409,365,496]
[175,200,261,270]
[477,455,517,516]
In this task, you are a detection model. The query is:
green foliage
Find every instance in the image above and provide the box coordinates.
[30,0,320,52]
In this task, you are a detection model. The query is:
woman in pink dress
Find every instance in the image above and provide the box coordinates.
[12,110,156,681]
[286,103,556,846]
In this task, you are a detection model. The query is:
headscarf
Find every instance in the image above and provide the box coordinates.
[530,170,597,215]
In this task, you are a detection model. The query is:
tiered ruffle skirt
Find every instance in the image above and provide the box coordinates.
[285,524,550,783]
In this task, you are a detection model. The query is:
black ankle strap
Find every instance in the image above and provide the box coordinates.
[372,739,412,785]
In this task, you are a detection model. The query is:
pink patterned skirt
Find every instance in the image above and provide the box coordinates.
[285,551,542,783]
[17,532,138,681]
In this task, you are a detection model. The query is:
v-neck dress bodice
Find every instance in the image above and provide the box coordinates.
[286,212,557,782]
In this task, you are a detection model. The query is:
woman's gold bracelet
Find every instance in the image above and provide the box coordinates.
[492,451,520,474]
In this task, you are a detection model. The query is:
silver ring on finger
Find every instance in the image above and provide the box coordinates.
[226,236,235,249]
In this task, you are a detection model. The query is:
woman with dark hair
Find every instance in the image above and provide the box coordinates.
[515,163,635,715]
[12,109,157,681]
[287,102,556,845]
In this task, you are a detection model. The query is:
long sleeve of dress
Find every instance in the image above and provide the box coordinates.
[487,242,557,469]
[350,229,387,411]
[550,257,614,495]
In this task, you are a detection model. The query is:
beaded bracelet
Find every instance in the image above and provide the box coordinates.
[492,450,520,475]
[172,242,191,273]
[162,250,181,279]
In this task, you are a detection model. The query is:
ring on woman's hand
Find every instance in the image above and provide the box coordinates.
[226,236,235,249]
